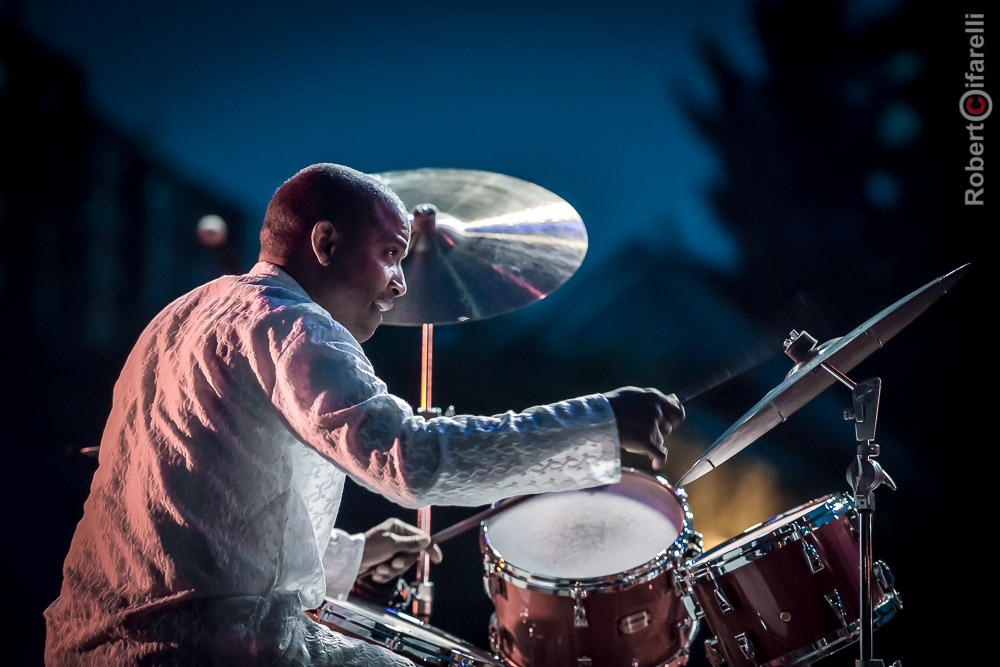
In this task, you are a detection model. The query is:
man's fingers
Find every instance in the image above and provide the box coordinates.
[391,523,444,561]
[664,393,685,427]
[367,542,442,583]
[369,554,417,583]
[650,433,667,469]
[394,534,443,563]
[389,532,435,555]
[371,563,394,583]
[390,555,417,572]
[656,411,674,439]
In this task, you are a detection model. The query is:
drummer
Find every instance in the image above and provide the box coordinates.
[44,163,684,666]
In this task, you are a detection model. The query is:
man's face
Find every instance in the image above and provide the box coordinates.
[321,202,410,342]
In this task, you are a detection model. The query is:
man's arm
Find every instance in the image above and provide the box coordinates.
[269,312,680,508]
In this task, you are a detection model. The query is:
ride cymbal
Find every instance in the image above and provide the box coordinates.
[373,168,588,326]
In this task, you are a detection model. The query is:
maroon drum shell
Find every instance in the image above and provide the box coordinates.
[481,470,698,667]
[684,495,895,667]
[488,569,691,667]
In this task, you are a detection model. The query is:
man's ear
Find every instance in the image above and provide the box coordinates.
[311,220,339,267]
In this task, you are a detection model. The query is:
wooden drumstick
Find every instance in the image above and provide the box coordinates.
[430,495,533,545]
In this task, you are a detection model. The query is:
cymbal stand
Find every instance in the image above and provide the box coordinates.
[412,322,436,622]
[785,331,899,666]
[838,374,897,667]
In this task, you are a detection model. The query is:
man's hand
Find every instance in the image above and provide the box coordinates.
[359,518,444,584]
[603,387,685,469]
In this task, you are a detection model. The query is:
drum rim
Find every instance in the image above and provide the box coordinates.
[680,492,853,579]
[481,468,696,594]
[315,598,501,666]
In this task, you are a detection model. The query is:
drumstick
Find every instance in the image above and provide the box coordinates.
[676,341,777,403]
[430,495,533,545]
[676,290,832,403]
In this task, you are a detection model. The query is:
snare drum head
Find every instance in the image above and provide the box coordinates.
[483,469,689,579]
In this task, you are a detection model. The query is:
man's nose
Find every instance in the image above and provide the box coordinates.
[390,269,406,297]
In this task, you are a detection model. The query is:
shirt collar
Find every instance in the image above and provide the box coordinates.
[249,261,311,301]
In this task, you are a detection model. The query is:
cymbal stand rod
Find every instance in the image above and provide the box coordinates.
[413,323,435,621]
[844,377,897,667]
[421,323,433,413]
[820,362,858,391]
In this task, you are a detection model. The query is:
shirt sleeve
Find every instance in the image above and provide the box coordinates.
[322,529,366,600]
[268,310,621,509]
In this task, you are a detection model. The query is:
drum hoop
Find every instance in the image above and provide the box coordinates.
[315,599,500,666]
[680,493,854,579]
[482,469,696,594]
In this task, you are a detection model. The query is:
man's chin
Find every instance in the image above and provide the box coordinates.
[354,315,381,343]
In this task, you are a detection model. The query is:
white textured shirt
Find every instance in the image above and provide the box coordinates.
[45,262,620,665]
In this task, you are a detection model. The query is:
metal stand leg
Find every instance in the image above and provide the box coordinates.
[412,323,435,622]
[843,378,898,667]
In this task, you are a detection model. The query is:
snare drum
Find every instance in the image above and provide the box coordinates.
[481,469,700,667]
[309,597,501,666]
[677,493,902,667]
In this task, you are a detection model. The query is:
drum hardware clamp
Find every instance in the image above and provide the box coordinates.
[793,523,826,574]
[735,632,757,662]
[824,590,852,634]
[705,569,734,615]
[704,636,725,667]
[677,617,700,658]
[571,585,589,628]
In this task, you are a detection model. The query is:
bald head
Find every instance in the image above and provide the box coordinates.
[257,164,411,341]
[259,163,405,263]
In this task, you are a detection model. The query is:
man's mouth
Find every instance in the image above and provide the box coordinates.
[374,299,393,313]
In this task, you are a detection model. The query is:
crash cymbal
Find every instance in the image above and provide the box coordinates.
[677,264,969,487]
[372,168,588,325]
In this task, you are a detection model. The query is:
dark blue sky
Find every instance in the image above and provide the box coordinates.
[20,0,761,270]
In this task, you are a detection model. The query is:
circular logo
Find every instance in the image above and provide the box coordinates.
[960,90,992,121]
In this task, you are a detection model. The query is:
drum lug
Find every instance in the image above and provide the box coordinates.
[577,656,593,667]
[618,610,650,635]
[704,636,726,667]
[685,530,705,560]
[848,510,860,536]
[873,559,895,591]
[488,612,502,654]
[572,586,589,628]
[735,632,757,661]
[675,616,698,655]
[714,587,734,614]
[707,571,734,614]
[824,589,851,632]
[873,559,904,620]
[801,538,825,573]
[681,587,705,620]
[573,600,589,628]
[483,572,504,601]
[795,523,825,573]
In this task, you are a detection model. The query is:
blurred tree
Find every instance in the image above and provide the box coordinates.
[681,0,982,313]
